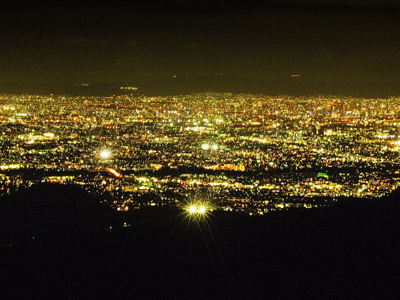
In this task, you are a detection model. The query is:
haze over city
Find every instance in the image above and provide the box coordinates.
[1,0,400,97]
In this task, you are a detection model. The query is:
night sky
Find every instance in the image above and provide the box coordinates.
[1,1,400,91]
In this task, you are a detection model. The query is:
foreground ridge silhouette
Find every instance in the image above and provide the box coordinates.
[1,183,400,299]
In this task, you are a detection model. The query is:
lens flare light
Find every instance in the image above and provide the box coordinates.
[183,201,211,223]
[100,150,111,158]
[186,203,207,214]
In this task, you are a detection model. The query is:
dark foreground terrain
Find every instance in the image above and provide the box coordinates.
[1,184,400,299]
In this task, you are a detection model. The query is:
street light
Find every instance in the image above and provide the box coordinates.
[100,150,111,158]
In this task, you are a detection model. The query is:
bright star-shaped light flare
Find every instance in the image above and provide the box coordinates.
[100,150,111,158]
[183,201,212,224]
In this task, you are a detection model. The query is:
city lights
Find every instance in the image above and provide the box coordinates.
[1,92,400,214]
[100,150,111,158]
[183,201,211,222]
[187,204,207,214]
[2,6,400,297]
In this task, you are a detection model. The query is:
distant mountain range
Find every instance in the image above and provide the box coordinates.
[1,75,400,98]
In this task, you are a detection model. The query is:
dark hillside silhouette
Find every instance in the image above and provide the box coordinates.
[1,184,400,299]
[0,183,112,242]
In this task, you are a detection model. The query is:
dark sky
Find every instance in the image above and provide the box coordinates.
[1,0,400,87]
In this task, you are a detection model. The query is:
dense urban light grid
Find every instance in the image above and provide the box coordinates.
[1,92,400,215]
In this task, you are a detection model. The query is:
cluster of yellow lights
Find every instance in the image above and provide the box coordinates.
[100,150,111,158]
[188,204,207,214]
[0,164,21,170]
[116,206,129,211]
[201,143,218,150]
[183,202,210,222]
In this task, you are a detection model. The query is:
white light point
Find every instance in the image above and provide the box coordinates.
[100,150,111,158]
